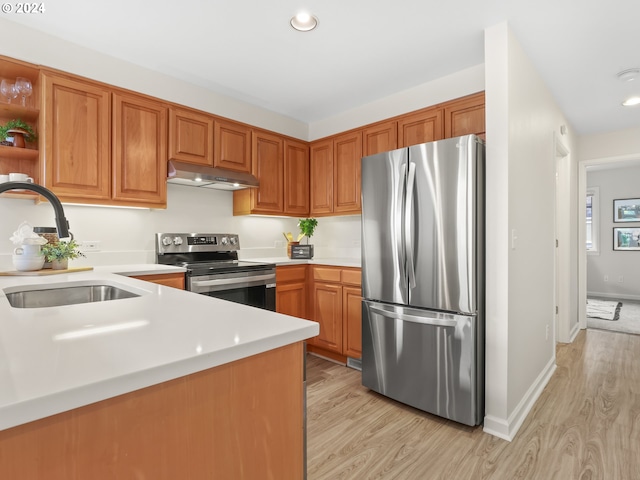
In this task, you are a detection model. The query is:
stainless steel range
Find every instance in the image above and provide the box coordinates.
[156,233,276,311]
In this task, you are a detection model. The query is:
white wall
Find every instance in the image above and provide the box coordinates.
[579,127,640,161]
[308,64,485,140]
[0,185,303,270]
[587,165,640,300]
[0,18,308,140]
[483,22,577,440]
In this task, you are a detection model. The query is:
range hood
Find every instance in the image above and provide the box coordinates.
[167,160,259,191]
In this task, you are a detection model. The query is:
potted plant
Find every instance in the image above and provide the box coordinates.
[298,218,318,244]
[0,118,37,148]
[41,239,85,270]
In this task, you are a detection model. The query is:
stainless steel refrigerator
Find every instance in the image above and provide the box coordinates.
[361,134,484,426]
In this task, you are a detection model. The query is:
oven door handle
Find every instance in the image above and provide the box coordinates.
[190,274,275,288]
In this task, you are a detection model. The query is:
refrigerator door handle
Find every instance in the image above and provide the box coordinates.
[369,305,460,328]
[405,161,417,289]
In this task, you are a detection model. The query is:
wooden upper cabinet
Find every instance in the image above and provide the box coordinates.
[362,120,397,157]
[42,72,111,200]
[214,119,251,173]
[398,106,444,147]
[168,107,214,166]
[250,130,284,213]
[444,92,485,139]
[284,139,310,216]
[310,139,333,215]
[112,92,167,207]
[333,131,362,214]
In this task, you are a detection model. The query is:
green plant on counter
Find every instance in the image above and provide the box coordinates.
[0,118,37,143]
[41,240,85,262]
[298,218,318,244]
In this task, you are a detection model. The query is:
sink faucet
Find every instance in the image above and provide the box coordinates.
[0,182,71,238]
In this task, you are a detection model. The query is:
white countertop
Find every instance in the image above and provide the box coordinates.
[247,257,361,268]
[94,264,187,276]
[0,267,318,431]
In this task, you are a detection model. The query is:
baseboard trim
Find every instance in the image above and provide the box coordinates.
[588,291,640,302]
[483,356,556,441]
[569,322,581,342]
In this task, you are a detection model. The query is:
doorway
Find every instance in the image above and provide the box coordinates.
[578,155,640,333]
[555,134,572,343]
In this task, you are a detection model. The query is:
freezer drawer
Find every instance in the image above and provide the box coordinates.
[362,300,482,426]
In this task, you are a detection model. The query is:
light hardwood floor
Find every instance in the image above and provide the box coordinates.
[306,329,640,479]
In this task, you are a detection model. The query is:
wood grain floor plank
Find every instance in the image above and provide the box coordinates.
[307,329,640,479]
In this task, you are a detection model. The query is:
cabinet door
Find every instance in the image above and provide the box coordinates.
[251,130,284,213]
[310,139,333,215]
[214,119,251,173]
[168,107,214,166]
[43,73,111,200]
[112,92,167,206]
[444,92,485,139]
[276,282,307,319]
[343,286,362,359]
[362,120,397,157]
[312,282,343,353]
[284,139,310,216]
[333,131,362,214]
[398,107,444,147]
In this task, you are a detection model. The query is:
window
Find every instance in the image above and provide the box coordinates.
[586,187,599,254]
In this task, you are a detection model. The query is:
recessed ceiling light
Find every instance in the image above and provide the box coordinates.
[290,12,318,32]
[622,96,640,107]
[617,68,640,82]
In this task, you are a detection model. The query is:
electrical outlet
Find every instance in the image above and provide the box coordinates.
[80,240,101,252]
[545,324,549,341]
[618,276,624,283]
[274,240,285,248]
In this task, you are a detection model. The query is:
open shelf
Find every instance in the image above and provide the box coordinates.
[0,144,38,160]
[0,103,39,122]
[0,190,39,200]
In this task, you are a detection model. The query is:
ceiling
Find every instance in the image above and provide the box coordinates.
[5,0,639,135]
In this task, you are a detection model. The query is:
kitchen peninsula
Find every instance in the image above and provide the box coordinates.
[0,266,318,479]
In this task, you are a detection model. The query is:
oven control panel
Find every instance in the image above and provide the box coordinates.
[188,236,218,246]
[156,233,240,255]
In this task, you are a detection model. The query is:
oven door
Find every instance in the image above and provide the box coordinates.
[187,268,276,311]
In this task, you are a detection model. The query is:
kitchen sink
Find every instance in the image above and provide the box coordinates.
[4,282,141,308]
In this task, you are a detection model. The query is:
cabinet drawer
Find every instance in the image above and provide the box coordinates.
[276,265,307,283]
[313,266,341,283]
[130,273,185,289]
[341,269,361,287]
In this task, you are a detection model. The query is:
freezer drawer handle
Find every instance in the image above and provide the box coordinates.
[369,305,460,328]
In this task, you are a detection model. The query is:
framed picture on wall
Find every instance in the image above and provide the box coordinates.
[613,198,640,222]
[613,227,640,250]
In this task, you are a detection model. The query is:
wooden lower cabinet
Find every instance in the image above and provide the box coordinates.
[276,265,307,319]
[308,266,362,362]
[276,264,362,363]
[343,285,363,359]
[0,342,305,479]
[311,281,343,352]
[129,272,185,289]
